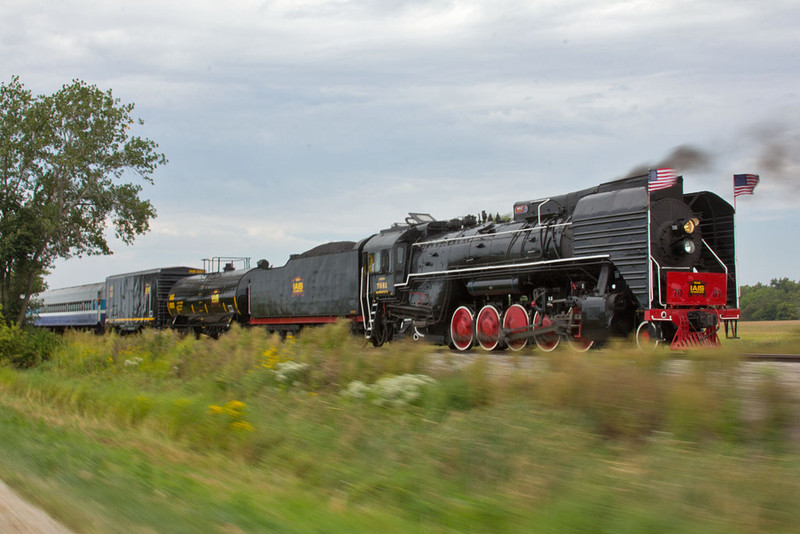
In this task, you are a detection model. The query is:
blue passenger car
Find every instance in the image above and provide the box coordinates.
[32,282,106,332]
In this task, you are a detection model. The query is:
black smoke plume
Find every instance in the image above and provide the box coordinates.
[747,122,800,183]
[624,144,714,178]
[623,121,798,191]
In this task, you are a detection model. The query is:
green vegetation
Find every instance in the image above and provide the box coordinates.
[740,278,800,321]
[0,316,59,368]
[0,322,798,533]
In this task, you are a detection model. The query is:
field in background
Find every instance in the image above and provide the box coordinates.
[0,321,798,533]
[728,320,800,348]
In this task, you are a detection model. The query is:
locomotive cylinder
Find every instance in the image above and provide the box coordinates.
[466,278,521,296]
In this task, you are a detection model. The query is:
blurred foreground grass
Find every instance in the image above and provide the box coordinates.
[0,321,798,533]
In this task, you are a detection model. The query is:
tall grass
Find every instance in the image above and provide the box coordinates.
[524,344,796,445]
[2,323,796,452]
[0,322,798,532]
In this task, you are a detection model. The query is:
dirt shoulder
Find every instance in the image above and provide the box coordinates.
[0,480,73,534]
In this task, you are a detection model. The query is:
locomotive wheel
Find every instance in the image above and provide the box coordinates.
[567,337,594,352]
[566,306,594,352]
[502,304,529,352]
[635,321,662,350]
[450,306,474,351]
[532,311,560,352]
[476,305,501,351]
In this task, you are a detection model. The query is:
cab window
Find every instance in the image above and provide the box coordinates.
[381,250,390,272]
[368,250,391,274]
[368,251,381,273]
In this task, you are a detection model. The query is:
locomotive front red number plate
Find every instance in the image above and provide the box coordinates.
[666,272,728,306]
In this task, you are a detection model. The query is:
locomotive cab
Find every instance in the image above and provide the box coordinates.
[363,230,413,299]
[366,248,393,296]
[361,218,426,345]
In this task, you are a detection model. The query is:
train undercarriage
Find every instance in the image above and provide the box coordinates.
[372,261,738,352]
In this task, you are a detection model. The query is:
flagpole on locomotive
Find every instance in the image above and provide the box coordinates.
[731,173,760,337]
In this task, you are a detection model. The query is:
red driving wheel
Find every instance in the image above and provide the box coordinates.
[476,305,501,351]
[502,304,529,351]
[450,306,474,351]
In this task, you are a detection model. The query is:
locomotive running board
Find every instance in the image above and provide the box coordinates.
[395,254,611,287]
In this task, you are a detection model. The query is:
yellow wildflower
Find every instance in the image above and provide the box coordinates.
[229,421,255,432]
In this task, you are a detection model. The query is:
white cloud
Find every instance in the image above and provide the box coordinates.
[1,0,797,287]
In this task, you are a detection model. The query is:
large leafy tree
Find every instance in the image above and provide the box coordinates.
[0,76,165,323]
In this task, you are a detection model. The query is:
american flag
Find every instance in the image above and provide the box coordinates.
[648,168,678,192]
[733,174,759,197]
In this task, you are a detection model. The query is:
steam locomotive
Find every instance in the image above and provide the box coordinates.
[34,173,740,350]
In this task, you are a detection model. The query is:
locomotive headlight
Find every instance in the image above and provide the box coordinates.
[681,239,696,255]
[682,217,700,234]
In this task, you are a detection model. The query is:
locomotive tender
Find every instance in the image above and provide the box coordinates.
[35,172,740,350]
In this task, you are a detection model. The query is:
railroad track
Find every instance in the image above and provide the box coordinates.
[439,351,800,363]
[744,353,800,362]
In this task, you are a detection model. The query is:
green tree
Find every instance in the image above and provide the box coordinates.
[0,76,165,323]
[740,278,800,321]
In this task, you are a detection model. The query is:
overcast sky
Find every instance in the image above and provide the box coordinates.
[3,0,799,288]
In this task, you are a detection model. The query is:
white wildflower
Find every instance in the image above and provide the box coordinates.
[341,374,438,408]
[124,356,143,368]
[341,380,371,400]
[273,360,310,386]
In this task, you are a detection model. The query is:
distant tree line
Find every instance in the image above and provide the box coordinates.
[739,278,800,321]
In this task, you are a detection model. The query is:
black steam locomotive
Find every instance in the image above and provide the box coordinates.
[162,173,739,350]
